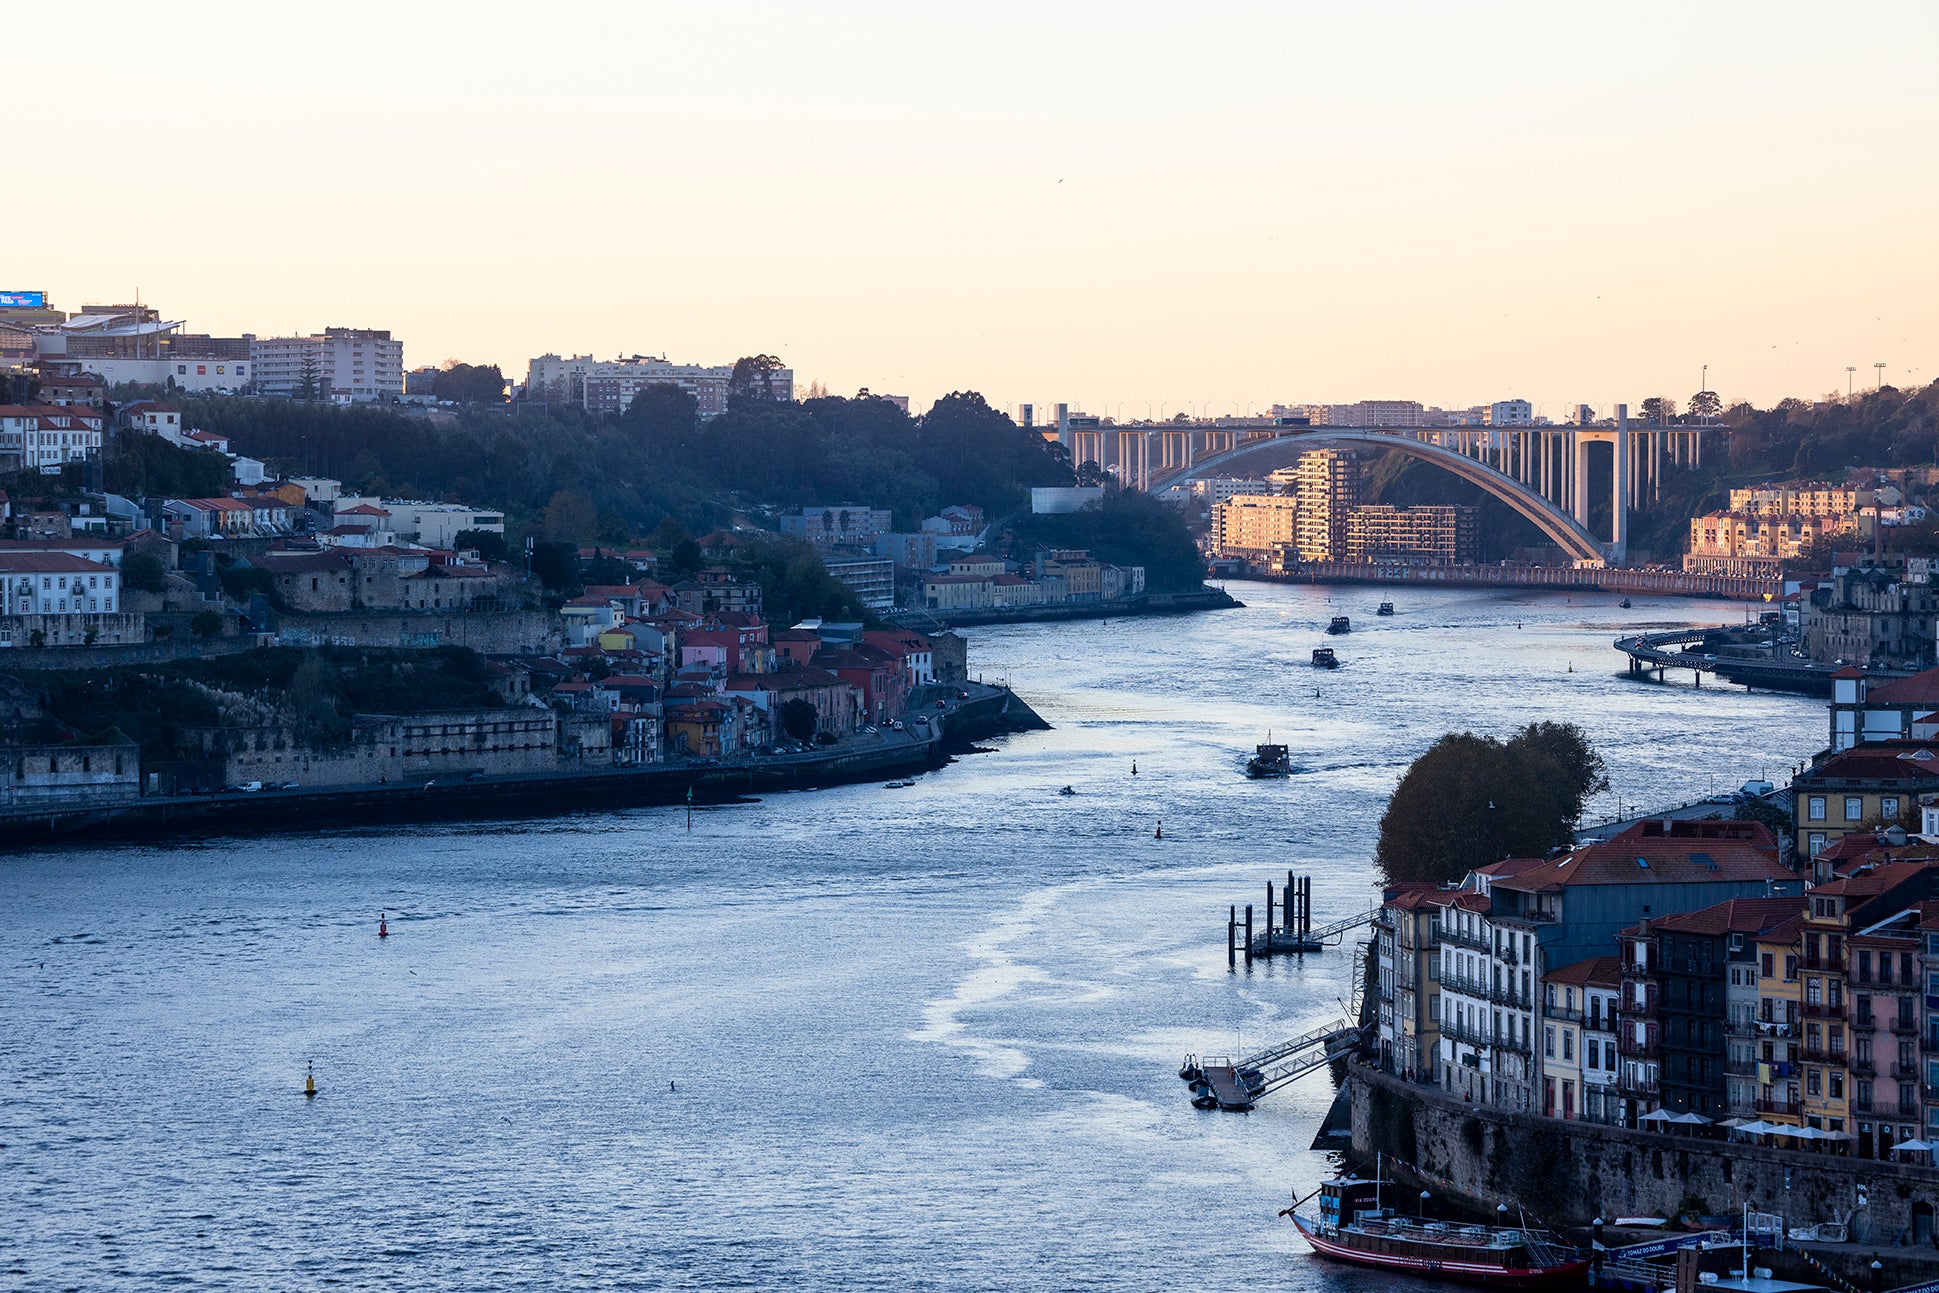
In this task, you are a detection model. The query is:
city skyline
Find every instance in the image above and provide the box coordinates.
[16,2,1938,417]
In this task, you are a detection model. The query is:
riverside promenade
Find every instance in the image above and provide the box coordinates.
[1270,561,1780,602]
[0,682,1047,847]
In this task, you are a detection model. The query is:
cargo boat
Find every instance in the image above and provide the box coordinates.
[1283,1172,1589,1289]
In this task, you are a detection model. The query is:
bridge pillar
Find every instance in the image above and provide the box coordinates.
[1611,405,1629,565]
[1572,433,1591,529]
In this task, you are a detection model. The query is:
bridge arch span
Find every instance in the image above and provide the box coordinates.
[1166,430,1607,565]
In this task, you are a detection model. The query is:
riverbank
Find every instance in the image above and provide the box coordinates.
[0,682,1048,848]
[896,585,1241,629]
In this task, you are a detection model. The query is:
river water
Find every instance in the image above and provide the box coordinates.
[2,582,1826,1291]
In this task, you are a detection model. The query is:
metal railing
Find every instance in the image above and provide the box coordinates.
[1891,1016,1919,1035]
[1755,1098,1801,1116]
[1800,1047,1848,1065]
[1440,927,1489,953]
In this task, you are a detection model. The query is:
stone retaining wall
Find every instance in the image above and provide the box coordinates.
[1350,1063,1939,1246]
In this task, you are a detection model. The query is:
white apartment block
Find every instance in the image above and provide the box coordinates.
[0,552,120,615]
[1489,400,1533,426]
[526,354,793,419]
[1436,889,1541,1112]
[252,328,404,402]
[379,501,506,549]
[0,405,105,472]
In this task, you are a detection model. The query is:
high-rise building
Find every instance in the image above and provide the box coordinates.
[1328,400,1424,428]
[1294,451,1361,562]
[1345,504,1479,565]
[251,328,403,402]
[1210,494,1298,561]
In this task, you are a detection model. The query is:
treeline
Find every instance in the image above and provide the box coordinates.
[1721,381,1939,477]
[177,387,1073,542]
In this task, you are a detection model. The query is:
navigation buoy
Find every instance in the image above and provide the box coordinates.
[305,1060,316,1099]
[1154,820,1163,839]
[1131,760,1138,775]
[378,913,389,939]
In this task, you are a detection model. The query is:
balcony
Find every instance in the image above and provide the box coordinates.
[1892,1016,1919,1035]
[1801,1000,1843,1019]
[1621,1073,1660,1098]
[1442,973,1490,1001]
[1892,1059,1919,1080]
[1851,1014,1876,1032]
[1755,1098,1802,1117]
[1849,1055,1876,1076]
[1491,985,1532,1010]
[1618,1033,1656,1058]
[1440,1017,1495,1050]
[1545,1003,1584,1023]
[1924,1034,1939,1054]
[1800,1047,1848,1066]
[1440,928,1489,954]
[1724,1059,1760,1077]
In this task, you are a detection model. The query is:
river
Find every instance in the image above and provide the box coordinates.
[1,582,1825,1291]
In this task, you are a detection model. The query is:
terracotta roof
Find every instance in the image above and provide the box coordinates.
[1493,819,1784,892]
[1865,667,1939,705]
[1811,859,1939,898]
[1630,897,1802,939]
[1544,955,1621,989]
[1475,856,1553,879]
[0,552,115,574]
[1799,741,1939,784]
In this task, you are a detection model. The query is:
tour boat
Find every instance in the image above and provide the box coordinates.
[1246,742,1292,778]
[1284,1171,1589,1290]
[1377,601,1395,616]
[1327,616,1352,634]
[1311,647,1340,669]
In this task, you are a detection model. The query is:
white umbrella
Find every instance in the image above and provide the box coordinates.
[1891,1139,1934,1156]
[1638,1108,1673,1123]
[1734,1120,1779,1136]
[1719,1118,1749,1129]
[1670,1111,1712,1125]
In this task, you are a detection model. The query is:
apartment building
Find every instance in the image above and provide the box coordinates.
[1793,741,1939,868]
[1372,884,1447,1084]
[252,328,403,402]
[1293,451,1361,563]
[0,404,104,472]
[1344,504,1478,565]
[526,353,792,417]
[1210,494,1299,562]
[1542,955,1622,1123]
[1328,400,1424,428]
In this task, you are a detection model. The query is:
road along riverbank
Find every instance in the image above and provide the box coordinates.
[0,682,1048,848]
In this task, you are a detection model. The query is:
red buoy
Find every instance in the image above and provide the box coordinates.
[1154,821,1163,840]
[378,913,389,939]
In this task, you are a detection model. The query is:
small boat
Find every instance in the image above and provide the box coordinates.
[1284,1169,1590,1289]
[1326,616,1351,635]
[1376,602,1394,616]
[1619,598,1632,608]
[1058,785,1076,796]
[883,779,916,789]
[1312,647,1340,669]
[1246,741,1291,779]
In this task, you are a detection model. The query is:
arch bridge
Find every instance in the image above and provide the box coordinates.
[1164,427,1613,565]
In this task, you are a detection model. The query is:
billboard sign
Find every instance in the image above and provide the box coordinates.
[0,291,47,309]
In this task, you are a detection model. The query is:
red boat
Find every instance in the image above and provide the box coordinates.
[1283,1174,1590,1289]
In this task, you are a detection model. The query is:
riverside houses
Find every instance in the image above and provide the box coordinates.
[1541,955,1620,1123]
[1372,884,1447,1083]
[1378,819,1800,1119]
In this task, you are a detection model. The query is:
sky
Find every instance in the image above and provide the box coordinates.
[16,1,1939,419]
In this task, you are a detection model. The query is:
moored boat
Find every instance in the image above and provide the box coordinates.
[1283,1173,1589,1289]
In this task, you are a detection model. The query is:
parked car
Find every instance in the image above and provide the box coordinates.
[278,781,300,791]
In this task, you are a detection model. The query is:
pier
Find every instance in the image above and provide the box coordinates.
[1227,873,1376,965]
[1615,627,1905,694]
[1180,1019,1365,1112]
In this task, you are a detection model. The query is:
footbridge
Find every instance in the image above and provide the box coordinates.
[1180,1019,1365,1112]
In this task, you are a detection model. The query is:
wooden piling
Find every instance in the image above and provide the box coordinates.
[1244,904,1253,965]
[1227,905,1236,968]
[1265,880,1275,951]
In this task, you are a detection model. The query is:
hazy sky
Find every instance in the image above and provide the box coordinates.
[18,2,1938,418]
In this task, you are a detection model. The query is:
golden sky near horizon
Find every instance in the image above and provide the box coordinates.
[15,1,1939,418]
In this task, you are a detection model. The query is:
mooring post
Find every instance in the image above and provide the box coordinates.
[1244,904,1253,965]
[1286,869,1295,931]
[1227,905,1236,969]
[1592,1217,1604,1280]
[1266,880,1275,947]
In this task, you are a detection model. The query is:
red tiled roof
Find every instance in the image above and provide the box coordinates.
[1811,860,1939,898]
[1800,741,1939,784]
[1631,896,1802,939]
[1544,954,1621,988]
[1865,667,1939,705]
[1493,819,1783,892]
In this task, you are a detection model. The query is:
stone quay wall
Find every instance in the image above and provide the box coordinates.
[275,610,560,655]
[1349,1063,1939,1244]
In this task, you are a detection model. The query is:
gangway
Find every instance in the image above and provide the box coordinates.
[1179,1018,1364,1111]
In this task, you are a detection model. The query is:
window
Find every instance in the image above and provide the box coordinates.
[1808,1068,1822,1097]
[1809,833,1826,857]
[1784,955,1800,981]
[1563,1030,1574,1061]
[1761,952,1775,978]
[1545,1026,1555,1057]
[1845,797,1864,821]
[1808,796,1827,821]
[1883,796,1901,819]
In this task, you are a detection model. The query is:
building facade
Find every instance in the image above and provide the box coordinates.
[251,328,403,402]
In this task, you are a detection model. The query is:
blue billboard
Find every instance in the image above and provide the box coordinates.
[0,291,46,309]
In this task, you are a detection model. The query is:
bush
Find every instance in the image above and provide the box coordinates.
[190,611,222,638]
[122,551,169,594]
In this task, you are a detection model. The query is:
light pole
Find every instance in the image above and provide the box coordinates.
[1848,367,1857,399]
[1875,362,1886,390]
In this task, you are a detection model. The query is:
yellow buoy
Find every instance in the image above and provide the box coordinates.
[305,1060,317,1099]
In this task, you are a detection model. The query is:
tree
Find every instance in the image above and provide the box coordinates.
[190,611,222,638]
[622,383,701,457]
[728,354,787,403]
[296,351,323,402]
[779,698,818,742]
[431,362,506,405]
[529,541,578,591]
[1374,722,1609,885]
[121,551,169,594]
[453,529,510,562]
[1638,396,1677,426]
[541,490,597,542]
[1688,390,1722,423]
